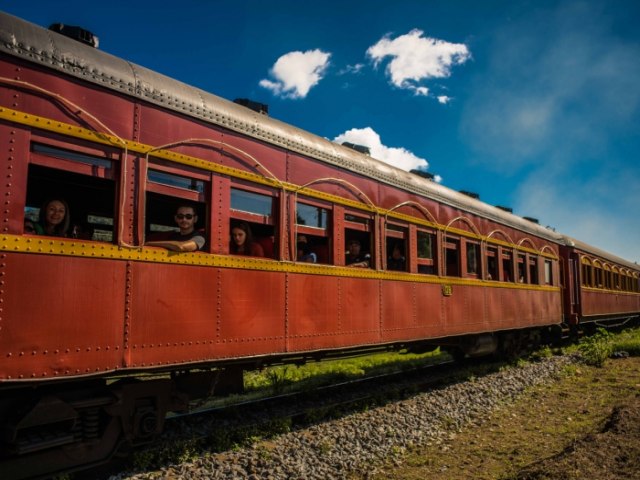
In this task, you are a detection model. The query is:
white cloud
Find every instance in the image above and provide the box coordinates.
[333,127,432,174]
[366,29,470,96]
[259,49,331,99]
[437,95,451,104]
[338,63,365,75]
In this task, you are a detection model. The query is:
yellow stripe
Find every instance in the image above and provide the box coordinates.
[0,106,557,259]
[0,234,560,292]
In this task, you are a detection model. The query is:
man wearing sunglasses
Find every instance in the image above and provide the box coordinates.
[146,205,205,252]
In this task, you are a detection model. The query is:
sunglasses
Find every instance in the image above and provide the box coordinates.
[175,213,194,220]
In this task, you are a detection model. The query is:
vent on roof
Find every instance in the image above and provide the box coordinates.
[523,216,539,224]
[233,98,269,115]
[459,190,480,200]
[341,142,370,155]
[496,205,513,213]
[410,169,435,181]
[49,23,99,48]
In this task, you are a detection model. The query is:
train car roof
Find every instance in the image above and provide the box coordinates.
[0,12,583,248]
[562,236,639,271]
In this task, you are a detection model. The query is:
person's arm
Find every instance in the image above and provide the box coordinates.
[347,253,371,268]
[146,232,204,252]
[145,239,199,252]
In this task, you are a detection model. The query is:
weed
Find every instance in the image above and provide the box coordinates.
[578,328,613,367]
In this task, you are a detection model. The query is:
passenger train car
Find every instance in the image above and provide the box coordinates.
[0,12,638,478]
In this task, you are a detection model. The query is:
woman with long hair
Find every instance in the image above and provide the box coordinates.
[34,198,70,237]
[230,222,264,257]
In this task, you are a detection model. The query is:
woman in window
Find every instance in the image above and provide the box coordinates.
[230,222,264,257]
[33,198,70,237]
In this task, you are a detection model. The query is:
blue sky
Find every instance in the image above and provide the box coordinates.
[3,0,639,263]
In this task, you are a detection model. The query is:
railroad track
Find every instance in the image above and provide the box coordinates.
[80,357,465,479]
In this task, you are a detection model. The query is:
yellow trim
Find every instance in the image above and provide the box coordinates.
[1,235,560,292]
[1,106,557,260]
[582,286,640,296]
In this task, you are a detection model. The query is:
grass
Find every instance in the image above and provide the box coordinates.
[367,326,640,480]
[243,348,445,394]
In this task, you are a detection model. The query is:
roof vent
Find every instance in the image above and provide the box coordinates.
[49,23,99,48]
[410,169,435,181]
[341,142,370,155]
[459,190,480,200]
[496,205,513,213]
[233,98,269,115]
[523,216,539,224]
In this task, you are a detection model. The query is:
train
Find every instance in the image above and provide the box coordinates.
[0,11,638,479]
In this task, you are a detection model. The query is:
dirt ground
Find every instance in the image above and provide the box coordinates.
[370,356,640,480]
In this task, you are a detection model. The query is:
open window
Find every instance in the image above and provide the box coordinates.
[385,223,408,272]
[486,245,498,280]
[295,198,331,264]
[529,256,539,285]
[517,253,526,283]
[544,259,554,286]
[145,159,208,250]
[25,142,117,241]
[344,211,373,268]
[502,250,514,282]
[466,240,481,278]
[416,229,437,275]
[230,184,278,258]
[444,236,461,277]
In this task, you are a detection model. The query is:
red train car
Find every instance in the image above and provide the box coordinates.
[561,238,640,329]
[0,12,637,478]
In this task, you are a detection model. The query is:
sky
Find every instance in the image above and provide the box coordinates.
[2,0,639,263]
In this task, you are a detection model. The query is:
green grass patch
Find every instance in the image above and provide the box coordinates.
[244,349,444,394]
[578,326,640,367]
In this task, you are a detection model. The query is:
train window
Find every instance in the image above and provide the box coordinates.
[594,266,603,288]
[297,202,329,229]
[486,246,498,280]
[516,254,526,283]
[385,224,407,272]
[604,266,612,290]
[230,186,278,259]
[231,188,273,217]
[445,236,461,277]
[32,143,113,170]
[417,229,437,275]
[612,269,621,290]
[582,262,593,287]
[466,241,481,276]
[145,191,206,246]
[296,199,331,264]
[544,259,554,285]
[344,212,373,268]
[148,169,205,193]
[529,257,539,285]
[26,145,117,241]
[502,250,514,282]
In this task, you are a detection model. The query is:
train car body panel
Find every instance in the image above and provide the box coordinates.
[0,253,126,379]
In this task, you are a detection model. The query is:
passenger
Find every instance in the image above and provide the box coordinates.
[32,198,70,237]
[346,239,370,268]
[146,204,205,252]
[387,243,406,271]
[230,221,264,257]
[297,240,317,263]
